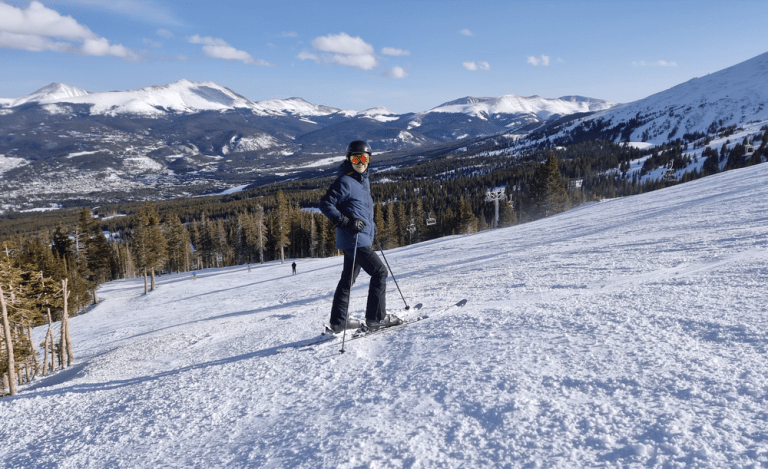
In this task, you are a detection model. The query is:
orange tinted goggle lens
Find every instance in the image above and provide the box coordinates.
[350,153,369,164]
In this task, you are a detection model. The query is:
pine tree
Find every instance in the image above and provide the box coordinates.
[408,198,426,244]
[498,200,517,228]
[457,195,478,234]
[165,214,191,273]
[527,152,570,219]
[133,202,168,293]
[374,203,389,249]
[273,190,291,263]
[395,201,409,246]
[252,205,268,264]
[77,208,113,303]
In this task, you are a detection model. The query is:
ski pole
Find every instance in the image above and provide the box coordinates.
[375,239,411,310]
[340,232,359,354]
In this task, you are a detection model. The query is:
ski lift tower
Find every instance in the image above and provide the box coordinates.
[485,188,506,229]
[407,218,416,244]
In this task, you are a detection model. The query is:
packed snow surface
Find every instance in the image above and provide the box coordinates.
[2,164,768,468]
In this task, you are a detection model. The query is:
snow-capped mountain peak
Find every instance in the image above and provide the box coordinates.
[253,97,341,117]
[427,94,616,120]
[11,82,89,107]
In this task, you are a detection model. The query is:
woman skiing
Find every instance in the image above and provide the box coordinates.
[319,140,402,333]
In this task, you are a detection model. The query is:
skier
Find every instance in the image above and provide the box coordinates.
[292,261,297,275]
[320,140,403,333]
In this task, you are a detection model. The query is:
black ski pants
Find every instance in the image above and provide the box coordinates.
[330,246,388,327]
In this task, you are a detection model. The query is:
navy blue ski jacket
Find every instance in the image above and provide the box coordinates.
[319,161,376,250]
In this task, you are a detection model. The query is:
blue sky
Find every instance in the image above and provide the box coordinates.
[1,0,767,113]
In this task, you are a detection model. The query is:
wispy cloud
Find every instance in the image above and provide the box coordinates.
[632,60,678,67]
[382,47,409,56]
[460,29,473,36]
[463,61,490,71]
[47,0,182,26]
[142,38,162,48]
[300,32,378,70]
[527,55,550,66]
[279,32,298,38]
[189,35,274,66]
[156,29,174,39]
[386,66,408,78]
[0,1,139,60]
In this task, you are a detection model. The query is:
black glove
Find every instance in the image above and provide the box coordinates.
[342,216,366,233]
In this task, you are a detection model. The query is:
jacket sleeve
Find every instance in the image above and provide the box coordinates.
[319,178,348,227]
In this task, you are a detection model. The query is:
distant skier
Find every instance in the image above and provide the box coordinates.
[320,140,402,333]
[292,261,297,275]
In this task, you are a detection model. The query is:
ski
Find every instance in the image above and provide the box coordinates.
[347,299,467,342]
[280,301,466,352]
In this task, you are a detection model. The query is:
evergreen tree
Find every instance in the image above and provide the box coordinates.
[395,201,407,246]
[457,195,478,235]
[133,202,168,293]
[77,208,113,303]
[374,203,390,249]
[498,200,517,228]
[165,214,191,273]
[252,205,268,263]
[527,152,570,219]
[273,190,291,263]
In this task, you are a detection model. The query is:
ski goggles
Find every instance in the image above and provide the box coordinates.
[349,153,370,165]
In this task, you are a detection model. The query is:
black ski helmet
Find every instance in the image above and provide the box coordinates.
[346,140,372,159]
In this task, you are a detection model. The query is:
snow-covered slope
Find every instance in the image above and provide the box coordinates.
[253,97,342,116]
[9,82,89,107]
[3,163,767,468]
[428,94,616,120]
[570,51,768,144]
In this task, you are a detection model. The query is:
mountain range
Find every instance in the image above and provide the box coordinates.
[1,50,768,214]
[0,80,615,212]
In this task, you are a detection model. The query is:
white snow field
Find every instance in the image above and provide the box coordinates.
[3,164,768,468]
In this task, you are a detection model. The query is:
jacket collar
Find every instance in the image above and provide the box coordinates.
[339,160,369,182]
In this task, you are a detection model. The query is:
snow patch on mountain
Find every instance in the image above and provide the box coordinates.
[254,97,340,116]
[427,94,616,119]
[226,134,282,153]
[0,155,28,174]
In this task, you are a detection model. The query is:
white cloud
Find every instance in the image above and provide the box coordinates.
[298,50,319,62]
[189,35,274,66]
[382,47,409,56]
[156,29,173,39]
[632,60,678,67]
[460,29,473,36]
[313,32,373,55]
[0,1,139,60]
[527,54,550,66]
[387,66,408,78]
[302,32,378,70]
[463,61,490,71]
